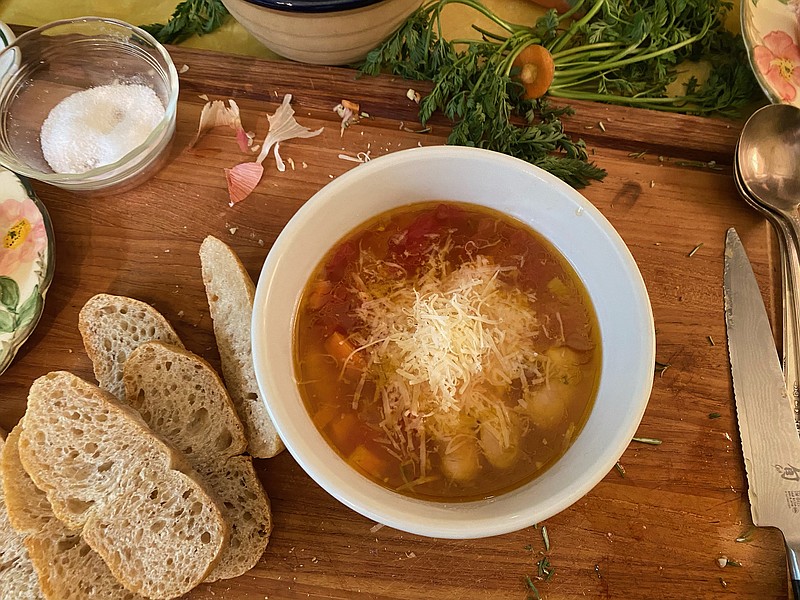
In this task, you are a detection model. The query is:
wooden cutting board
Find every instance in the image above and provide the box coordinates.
[1,40,785,599]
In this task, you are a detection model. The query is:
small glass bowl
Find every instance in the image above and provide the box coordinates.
[0,17,179,195]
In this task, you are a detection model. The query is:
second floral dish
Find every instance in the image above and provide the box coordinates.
[0,165,54,376]
[741,0,800,106]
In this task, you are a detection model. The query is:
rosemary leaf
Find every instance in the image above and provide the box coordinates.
[631,436,663,445]
[524,575,541,600]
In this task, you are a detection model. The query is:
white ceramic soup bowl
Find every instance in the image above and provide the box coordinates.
[252,145,655,539]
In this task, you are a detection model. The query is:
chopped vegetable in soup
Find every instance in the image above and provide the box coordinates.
[294,202,601,501]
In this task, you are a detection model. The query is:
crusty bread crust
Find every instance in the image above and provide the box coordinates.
[2,425,146,600]
[78,294,184,401]
[0,432,43,600]
[123,342,272,581]
[18,372,228,600]
[199,236,284,458]
[1,422,53,537]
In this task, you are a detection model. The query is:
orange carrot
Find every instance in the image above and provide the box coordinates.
[525,0,576,13]
[324,331,364,370]
[348,444,388,479]
[328,412,361,454]
[313,403,340,430]
[513,44,556,100]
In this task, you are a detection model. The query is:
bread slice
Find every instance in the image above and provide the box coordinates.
[0,431,43,600]
[123,341,272,581]
[199,235,284,458]
[17,372,228,599]
[200,457,271,580]
[123,341,247,464]
[78,293,185,401]
[2,425,146,600]
[1,423,53,537]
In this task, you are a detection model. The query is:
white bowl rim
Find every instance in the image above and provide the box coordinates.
[252,145,655,538]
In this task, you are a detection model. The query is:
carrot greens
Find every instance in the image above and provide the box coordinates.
[361,0,758,187]
[141,0,229,45]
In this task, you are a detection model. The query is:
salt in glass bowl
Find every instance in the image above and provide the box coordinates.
[0,17,179,195]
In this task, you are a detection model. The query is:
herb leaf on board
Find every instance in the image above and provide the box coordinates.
[141,0,229,45]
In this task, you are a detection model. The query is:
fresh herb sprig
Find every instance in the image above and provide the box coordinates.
[361,0,758,187]
[141,0,229,45]
[545,0,757,114]
[363,2,604,187]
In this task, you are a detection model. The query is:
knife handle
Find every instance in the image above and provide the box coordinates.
[787,542,800,598]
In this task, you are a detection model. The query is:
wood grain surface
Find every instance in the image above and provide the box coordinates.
[0,40,785,599]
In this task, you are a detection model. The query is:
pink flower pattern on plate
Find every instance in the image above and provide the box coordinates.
[754,30,800,102]
[0,197,47,277]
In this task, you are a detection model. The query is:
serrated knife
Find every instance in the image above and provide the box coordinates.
[724,227,800,596]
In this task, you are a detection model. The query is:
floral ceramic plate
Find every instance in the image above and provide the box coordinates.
[741,0,800,106]
[0,166,54,376]
[0,21,16,84]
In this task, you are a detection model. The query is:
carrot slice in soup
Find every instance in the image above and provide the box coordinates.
[328,412,361,454]
[349,444,388,479]
[324,331,364,370]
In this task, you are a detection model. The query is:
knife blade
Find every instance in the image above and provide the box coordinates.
[724,227,800,595]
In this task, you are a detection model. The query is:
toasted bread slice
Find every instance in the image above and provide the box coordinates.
[0,431,43,600]
[78,294,184,401]
[123,342,272,581]
[199,235,284,458]
[18,372,228,600]
[2,425,146,600]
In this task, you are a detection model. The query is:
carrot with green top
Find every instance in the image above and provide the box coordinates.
[513,44,555,99]
[361,0,759,188]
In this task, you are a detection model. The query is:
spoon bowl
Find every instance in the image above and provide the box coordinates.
[738,103,800,215]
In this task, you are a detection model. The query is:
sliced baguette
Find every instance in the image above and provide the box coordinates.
[1,423,53,537]
[18,372,228,600]
[0,431,43,600]
[78,293,185,401]
[2,425,146,600]
[123,341,272,581]
[199,235,284,458]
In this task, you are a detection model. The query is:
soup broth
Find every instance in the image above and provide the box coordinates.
[294,202,601,501]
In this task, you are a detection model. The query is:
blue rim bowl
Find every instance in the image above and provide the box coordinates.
[242,0,385,12]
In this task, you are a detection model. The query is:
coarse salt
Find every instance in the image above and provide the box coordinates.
[40,83,165,174]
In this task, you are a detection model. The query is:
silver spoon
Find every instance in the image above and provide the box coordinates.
[733,156,798,405]
[737,104,800,419]
[736,104,800,594]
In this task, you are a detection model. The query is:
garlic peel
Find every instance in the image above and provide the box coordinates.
[225,162,264,207]
[224,94,323,206]
[192,98,244,147]
[255,94,324,165]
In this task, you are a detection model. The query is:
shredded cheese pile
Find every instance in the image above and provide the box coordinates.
[348,247,544,466]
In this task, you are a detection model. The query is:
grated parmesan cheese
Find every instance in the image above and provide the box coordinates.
[346,244,544,464]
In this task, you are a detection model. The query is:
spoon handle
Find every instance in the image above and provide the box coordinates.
[775,216,800,424]
[778,217,800,422]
